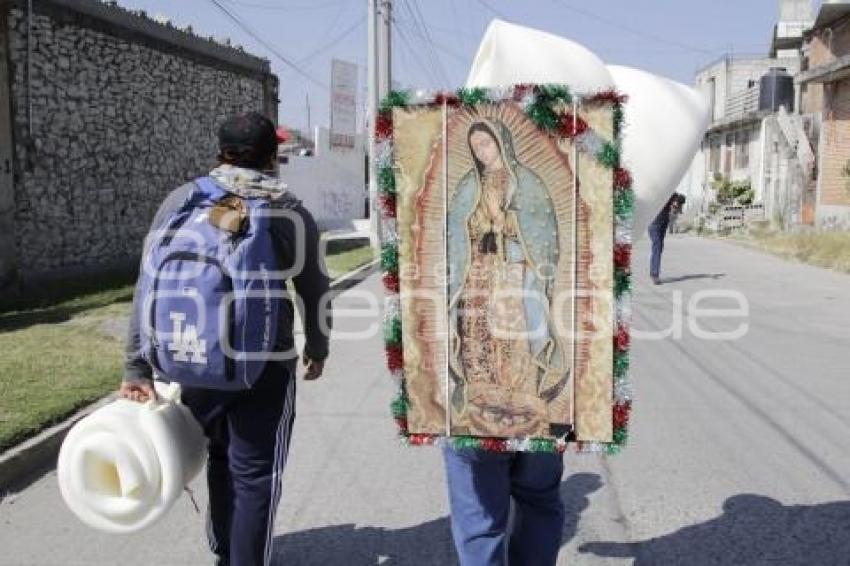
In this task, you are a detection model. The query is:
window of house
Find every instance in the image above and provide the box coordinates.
[735,130,750,169]
[709,138,721,173]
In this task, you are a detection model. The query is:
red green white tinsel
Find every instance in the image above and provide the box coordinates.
[377,85,634,454]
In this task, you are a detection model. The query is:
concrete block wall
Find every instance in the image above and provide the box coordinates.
[279,126,366,231]
[697,55,801,124]
[726,56,800,100]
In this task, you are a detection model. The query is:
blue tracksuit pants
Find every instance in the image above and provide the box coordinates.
[442,445,566,566]
[181,360,296,566]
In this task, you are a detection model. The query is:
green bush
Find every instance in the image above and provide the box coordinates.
[711,176,754,206]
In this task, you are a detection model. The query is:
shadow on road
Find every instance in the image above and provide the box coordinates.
[579,494,850,566]
[271,472,603,565]
[660,273,727,284]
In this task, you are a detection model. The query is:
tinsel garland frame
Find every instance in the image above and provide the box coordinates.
[378,85,635,454]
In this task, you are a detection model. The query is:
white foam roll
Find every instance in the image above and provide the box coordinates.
[57,382,207,534]
[608,65,710,238]
[465,19,614,93]
[463,20,710,240]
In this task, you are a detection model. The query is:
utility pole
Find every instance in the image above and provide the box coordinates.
[367,0,392,248]
[305,91,312,147]
[367,0,379,247]
[379,0,392,97]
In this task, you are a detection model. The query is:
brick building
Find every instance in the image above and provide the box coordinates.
[798,1,850,229]
[681,0,814,228]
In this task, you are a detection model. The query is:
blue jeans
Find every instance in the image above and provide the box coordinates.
[442,445,565,566]
[648,225,666,278]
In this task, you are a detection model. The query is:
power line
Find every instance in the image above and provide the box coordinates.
[392,15,474,64]
[303,0,349,61]
[555,1,716,56]
[296,15,366,66]
[222,0,348,11]
[455,0,480,46]
[410,0,452,84]
[472,0,507,20]
[207,0,330,90]
[474,0,717,57]
[397,1,434,71]
[394,17,468,64]
[398,0,451,85]
[396,20,453,81]
[409,0,445,62]
[394,13,479,41]
[424,36,468,65]
[395,24,436,85]
[395,22,441,86]
[448,0,469,44]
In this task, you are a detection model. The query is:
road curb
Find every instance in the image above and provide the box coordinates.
[0,258,380,495]
[0,395,118,495]
[329,258,380,294]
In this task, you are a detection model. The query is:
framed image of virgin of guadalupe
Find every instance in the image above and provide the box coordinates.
[377,86,634,453]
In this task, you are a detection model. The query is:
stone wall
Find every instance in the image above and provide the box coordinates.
[0,0,278,286]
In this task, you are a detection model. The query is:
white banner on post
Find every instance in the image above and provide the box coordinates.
[330,59,358,150]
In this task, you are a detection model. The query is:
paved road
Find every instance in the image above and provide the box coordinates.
[1,235,849,565]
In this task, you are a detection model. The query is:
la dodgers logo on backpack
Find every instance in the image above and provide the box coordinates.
[167,309,208,365]
[139,177,282,390]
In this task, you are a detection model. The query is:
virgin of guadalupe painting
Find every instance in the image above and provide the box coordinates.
[390,94,617,443]
[447,119,569,438]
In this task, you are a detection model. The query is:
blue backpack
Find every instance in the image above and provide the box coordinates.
[139,176,282,390]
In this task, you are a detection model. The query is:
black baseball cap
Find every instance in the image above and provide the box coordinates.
[218,111,286,155]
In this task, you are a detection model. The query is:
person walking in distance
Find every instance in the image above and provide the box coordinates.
[668,193,685,234]
[119,111,331,566]
[648,193,685,285]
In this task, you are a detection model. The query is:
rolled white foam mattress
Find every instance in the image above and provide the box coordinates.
[57,382,207,534]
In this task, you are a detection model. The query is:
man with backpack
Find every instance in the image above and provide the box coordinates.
[119,111,331,566]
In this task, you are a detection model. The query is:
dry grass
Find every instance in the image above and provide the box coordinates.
[729,231,850,274]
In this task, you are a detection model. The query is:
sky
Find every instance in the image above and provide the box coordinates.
[114,0,809,133]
